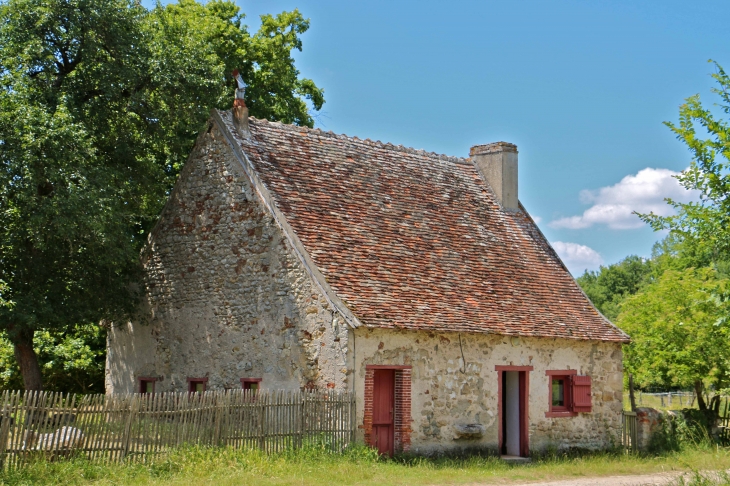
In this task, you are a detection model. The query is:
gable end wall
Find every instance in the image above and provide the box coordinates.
[106,121,350,393]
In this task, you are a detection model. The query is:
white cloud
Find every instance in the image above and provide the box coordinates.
[531,215,542,224]
[550,168,699,230]
[552,241,604,274]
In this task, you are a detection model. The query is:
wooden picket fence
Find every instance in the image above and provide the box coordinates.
[622,411,638,452]
[0,389,355,469]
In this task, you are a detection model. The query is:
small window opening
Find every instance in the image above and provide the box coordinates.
[545,370,578,417]
[138,377,157,394]
[241,378,262,392]
[552,378,566,408]
[187,377,208,394]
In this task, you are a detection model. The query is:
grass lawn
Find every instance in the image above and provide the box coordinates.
[622,391,730,414]
[1,445,730,486]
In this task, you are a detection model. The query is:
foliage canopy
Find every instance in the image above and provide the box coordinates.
[617,267,730,410]
[0,0,323,390]
[639,61,730,268]
[576,255,654,321]
[578,65,730,411]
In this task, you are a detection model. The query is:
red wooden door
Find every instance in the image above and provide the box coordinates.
[372,369,395,456]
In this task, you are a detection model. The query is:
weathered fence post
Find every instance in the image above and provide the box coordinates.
[350,392,356,446]
[0,391,12,469]
[622,411,637,452]
[259,392,266,451]
[213,391,225,447]
[298,390,307,448]
[121,394,139,461]
[628,374,637,411]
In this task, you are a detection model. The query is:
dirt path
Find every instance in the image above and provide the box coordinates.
[483,470,726,486]
[504,472,683,486]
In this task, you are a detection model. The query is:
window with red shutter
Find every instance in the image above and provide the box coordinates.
[571,375,592,412]
[545,370,577,417]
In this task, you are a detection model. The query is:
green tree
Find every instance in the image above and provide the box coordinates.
[576,255,654,320]
[627,62,730,411]
[143,0,324,174]
[0,324,105,393]
[0,101,144,391]
[640,61,730,268]
[0,0,324,390]
[618,267,730,411]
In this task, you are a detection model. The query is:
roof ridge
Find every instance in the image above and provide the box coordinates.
[249,115,470,165]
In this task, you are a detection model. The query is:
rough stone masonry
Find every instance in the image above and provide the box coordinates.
[354,328,623,453]
[106,119,350,394]
[107,109,628,455]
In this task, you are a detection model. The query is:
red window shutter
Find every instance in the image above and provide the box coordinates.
[571,375,592,412]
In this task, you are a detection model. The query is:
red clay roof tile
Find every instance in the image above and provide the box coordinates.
[220,112,629,343]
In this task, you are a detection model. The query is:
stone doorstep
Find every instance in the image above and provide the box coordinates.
[500,455,532,464]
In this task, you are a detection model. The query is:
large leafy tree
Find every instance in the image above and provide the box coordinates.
[0,323,106,393]
[625,62,730,410]
[576,237,699,320]
[0,0,168,391]
[142,0,324,175]
[617,267,730,411]
[576,255,654,321]
[0,0,324,390]
[640,62,730,267]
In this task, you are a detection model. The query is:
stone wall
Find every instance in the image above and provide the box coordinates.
[353,327,623,454]
[106,120,350,394]
[636,407,663,450]
[105,112,624,455]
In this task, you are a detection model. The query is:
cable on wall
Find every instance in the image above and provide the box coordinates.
[458,333,466,374]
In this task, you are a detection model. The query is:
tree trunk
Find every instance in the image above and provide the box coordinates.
[8,327,43,390]
[628,373,637,411]
[694,380,707,411]
[710,395,720,414]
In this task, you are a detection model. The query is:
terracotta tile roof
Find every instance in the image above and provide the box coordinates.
[221,112,629,342]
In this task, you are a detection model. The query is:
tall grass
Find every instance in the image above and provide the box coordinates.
[669,471,730,486]
[2,444,730,486]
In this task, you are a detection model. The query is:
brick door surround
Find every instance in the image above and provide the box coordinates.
[364,365,411,454]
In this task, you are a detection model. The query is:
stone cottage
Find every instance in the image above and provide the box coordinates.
[106,103,630,457]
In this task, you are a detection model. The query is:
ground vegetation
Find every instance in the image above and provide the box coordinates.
[0,444,729,486]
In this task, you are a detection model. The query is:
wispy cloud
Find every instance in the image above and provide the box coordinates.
[552,241,603,274]
[550,168,699,230]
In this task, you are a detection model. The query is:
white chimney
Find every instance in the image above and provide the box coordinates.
[470,142,518,211]
[232,69,251,138]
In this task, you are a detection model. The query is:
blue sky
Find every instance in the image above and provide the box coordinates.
[159,0,729,274]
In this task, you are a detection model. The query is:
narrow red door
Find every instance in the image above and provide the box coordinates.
[372,369,395,456]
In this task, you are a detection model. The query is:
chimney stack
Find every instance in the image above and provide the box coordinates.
[469,142,518,211]
[232,70,251,138]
